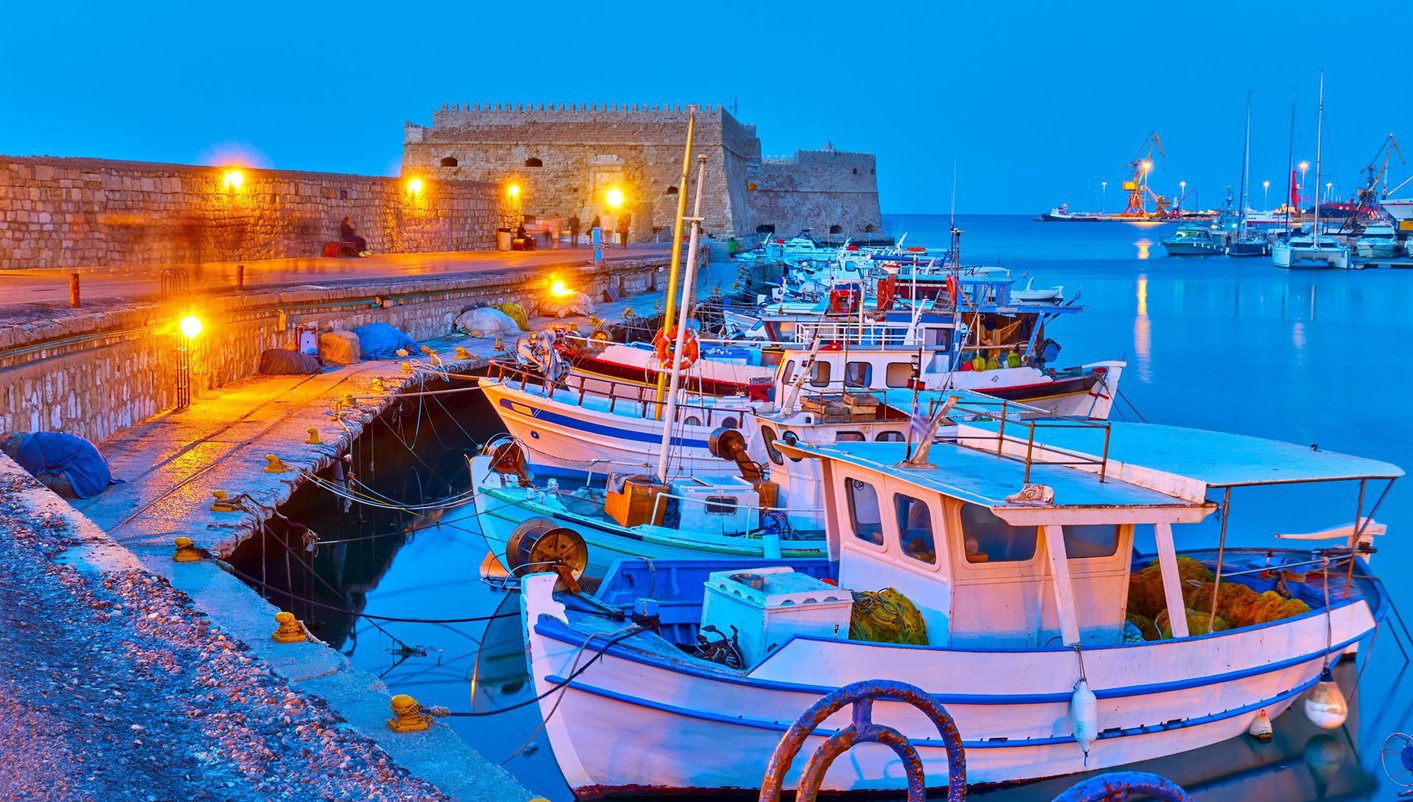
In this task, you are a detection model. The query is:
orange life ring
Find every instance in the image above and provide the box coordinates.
[653,327,700,370]
[829,286,860,315]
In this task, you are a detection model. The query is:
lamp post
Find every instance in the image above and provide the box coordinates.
[176,314,203,410]
[1325,181,1333,203]
[1179,181,1186,215]
[1298,160,1310,202]
[606,187,625,248]
[1101,181,1107,213]
[1263,180,1270,211]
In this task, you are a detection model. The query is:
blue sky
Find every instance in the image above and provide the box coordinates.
[4,1,1411,214]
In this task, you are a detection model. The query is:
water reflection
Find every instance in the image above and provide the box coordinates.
[1134,274,1151,382]
[1135,238,1153,259]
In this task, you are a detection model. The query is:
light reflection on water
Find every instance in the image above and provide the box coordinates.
[260,215,1411,801]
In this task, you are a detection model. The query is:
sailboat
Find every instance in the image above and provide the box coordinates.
[1273,73,1353,269]
[1229,91,1272,257]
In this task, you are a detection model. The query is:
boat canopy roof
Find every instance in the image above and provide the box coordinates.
[964,419,1403,494]
[783,439,1211,525]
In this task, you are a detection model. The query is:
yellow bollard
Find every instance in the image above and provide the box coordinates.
[263,454,290,474]
[455,346,470,360]
[400,361,413,374]
[386,694,432,732]
[271,611,308,643]
[209,490,240,512]
[305,428,321,445]
[372,378,386,392]
[172,536,203,562]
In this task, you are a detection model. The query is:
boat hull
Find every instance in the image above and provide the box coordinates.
[1273,244,1352,269]
[521,567,1378,796]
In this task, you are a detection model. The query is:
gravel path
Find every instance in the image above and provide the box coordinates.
[0,471,453,802]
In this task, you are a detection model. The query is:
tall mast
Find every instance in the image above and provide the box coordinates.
[1284,100,1295,232]
[655,156,709,482]
[1313,72,1324,248]
[1238,90,1251,236]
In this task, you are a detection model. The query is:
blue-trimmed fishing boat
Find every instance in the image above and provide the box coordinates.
[517,416,1399,796]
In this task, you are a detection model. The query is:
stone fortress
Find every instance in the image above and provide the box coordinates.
[402,103,884,243]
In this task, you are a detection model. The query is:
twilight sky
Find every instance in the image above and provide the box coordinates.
[4,1,1411,214]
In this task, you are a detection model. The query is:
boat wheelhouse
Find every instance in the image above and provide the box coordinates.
[1160,224,1231,256]
[518,415,1399,796]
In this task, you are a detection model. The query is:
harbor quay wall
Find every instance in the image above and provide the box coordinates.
[0,259,663,444]
[0,155,505,270]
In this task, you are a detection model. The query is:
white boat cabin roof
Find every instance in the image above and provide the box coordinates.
[960,419,1403,502]
[782,440,1212,525]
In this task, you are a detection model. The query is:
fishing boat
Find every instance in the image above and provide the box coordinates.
[1010,276,1065,303]
[517,413,1399,796]
[764,234,830,262]
[1274,74,1353,270]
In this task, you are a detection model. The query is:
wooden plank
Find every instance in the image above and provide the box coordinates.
[1153,522,1190,638]
[1042,525,1081,646]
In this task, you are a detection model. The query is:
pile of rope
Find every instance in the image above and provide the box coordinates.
[849,588,928,646]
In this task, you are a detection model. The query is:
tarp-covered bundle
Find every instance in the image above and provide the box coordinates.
[455,308,521,337]
[318,331,361,365]
[354,323,419,360]
[0,431,118,499]
[494,302,531,331]
[539,292,597,319]
[258,348,322,375]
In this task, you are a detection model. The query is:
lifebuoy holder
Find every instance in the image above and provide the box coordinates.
[653,326,700,370]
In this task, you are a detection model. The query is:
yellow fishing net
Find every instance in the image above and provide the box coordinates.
[850,588,929,646]
[1125,557,1310,641]
[494,302,531,331]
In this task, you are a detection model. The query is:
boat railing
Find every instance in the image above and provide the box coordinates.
[487,360,756,428]
[938,390,1112,482]
[648,490,823,535]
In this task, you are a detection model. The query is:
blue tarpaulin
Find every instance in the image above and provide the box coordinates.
[354,323,419,360]
[10,431,118,499]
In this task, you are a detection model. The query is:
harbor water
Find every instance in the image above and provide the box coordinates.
[233,214,1413,800]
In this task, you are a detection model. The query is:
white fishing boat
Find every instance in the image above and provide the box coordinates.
[764,235,829,261]
[1012,276,1065,301]
[518,416,1399,796]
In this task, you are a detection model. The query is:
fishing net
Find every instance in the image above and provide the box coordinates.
[1126,572,1167,620]
[1182,582,1311,629]
[1156,607,1230,638]
[494,302,531,331]
[849,588,928,646]
[1125,613,1160,642]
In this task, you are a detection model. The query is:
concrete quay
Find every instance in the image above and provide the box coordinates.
[0,249,682,800]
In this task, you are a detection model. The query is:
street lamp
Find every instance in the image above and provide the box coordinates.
[1179,181,1186,215]
[176,313,203,410]
[1263,180,1270,211]
[1101,181,1107,213]
[606,187,624,209]
[1325,181,1333,203]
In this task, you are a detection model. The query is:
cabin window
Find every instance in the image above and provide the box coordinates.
[847,478,884,545]
[960,504,1038,564]
[876,431,905,442]
[884,363,913,388]
[844,361,872,387]
[809,361,831,388]
[1063,524,1121,559]
[781,360,796,384]
[760,425,784,466]
[923,328,951,350]
[705,496,738,515]
[683,415,701,427]
[721,416,739,429]
[835,431,865,442]
[894,494,937,564]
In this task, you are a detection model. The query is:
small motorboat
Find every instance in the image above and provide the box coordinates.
[1161,224,1230,256]
[1354,223,1401,258]
[1011,276,1064,303]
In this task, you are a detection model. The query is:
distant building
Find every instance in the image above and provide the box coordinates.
[402,103,883,242]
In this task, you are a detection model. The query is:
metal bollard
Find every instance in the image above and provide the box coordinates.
[236,264,245,290]
[69,273,80,308]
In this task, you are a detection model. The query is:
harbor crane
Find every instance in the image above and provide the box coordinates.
[1122,131,1166,216]
[1340,133,1404,232]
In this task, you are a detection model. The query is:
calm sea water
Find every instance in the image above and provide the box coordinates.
[244,215,1413,801]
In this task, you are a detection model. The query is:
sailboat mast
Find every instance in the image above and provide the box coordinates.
[655,156,710,482]
[1285,101,1295,231]
[1238,91,1251,236]
[1313,72,1324,247]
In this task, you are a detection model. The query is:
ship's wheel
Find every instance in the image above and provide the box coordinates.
[1381,732,1413,795]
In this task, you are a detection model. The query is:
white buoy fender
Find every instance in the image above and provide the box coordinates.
[1070,679,1098,756]
[1303,668,1349,730]
[1247,709,1273,742]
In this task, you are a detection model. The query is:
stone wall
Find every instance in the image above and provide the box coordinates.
[0,260,663,445]
[748,147,885,238]
[403,103,759,242]
[0,156,504,269]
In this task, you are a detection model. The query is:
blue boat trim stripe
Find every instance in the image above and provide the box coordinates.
[496,397,711,449]
[540,671,1320,749]
[532,616,1366,704]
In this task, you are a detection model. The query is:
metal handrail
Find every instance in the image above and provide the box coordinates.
[646,488,822,528]
[939,391,1113,482]
[487,360,756,428]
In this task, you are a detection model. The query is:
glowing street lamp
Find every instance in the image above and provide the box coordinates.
[1179,181,1186,214]
[1101,180,1107,213]
[175,312,203,410]
[507,183,521,199]
[406,177,425,195]
[1325,181,1333,202]
[1263,180,1270,211]
[179,315,203,340]
[222,169,244,192]
[605,187,625,209]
